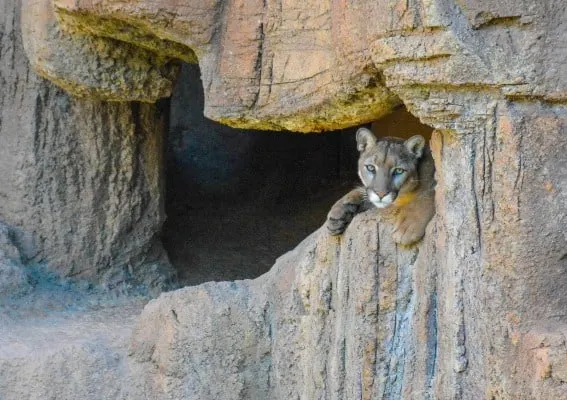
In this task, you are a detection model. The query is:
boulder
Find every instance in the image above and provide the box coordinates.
[21,0,179,102]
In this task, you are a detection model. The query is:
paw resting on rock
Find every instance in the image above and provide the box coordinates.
[326,202,359,235]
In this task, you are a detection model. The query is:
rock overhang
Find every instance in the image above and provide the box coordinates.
[22,0,405,132]
[20,0,567,132]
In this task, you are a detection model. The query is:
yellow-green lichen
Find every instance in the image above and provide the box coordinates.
[215,84,401,133]
[32,23,179,102]
[55,9,198,64]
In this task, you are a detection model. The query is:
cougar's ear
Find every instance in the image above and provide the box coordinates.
[356,128,377,152]
[404,135,426,159]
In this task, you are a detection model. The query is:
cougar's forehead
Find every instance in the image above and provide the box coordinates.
[363,140,414,168]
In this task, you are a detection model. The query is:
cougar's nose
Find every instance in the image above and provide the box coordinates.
[376,191,388,199]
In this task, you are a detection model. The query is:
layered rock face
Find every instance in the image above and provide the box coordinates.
[129,107,567,399]
[130,214,421,399]
[23,0,567,131]
[1,0,175,292]
[127,107,567,399]
[23,0,403,131]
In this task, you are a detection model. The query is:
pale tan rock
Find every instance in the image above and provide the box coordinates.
[19,0,565,131]
[129,214,422,399]
[43,0,403,131]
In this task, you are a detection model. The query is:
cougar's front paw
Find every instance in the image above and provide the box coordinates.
[392,217,426,246]
[326,202,357,236]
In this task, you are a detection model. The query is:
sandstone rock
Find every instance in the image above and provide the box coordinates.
[21,0,179,102]
[1,0,175,292]
[37,0,402,131]
[3,0,567,398]
[129,213,425,399]
[128,98,567,398]
[21,0,566,132]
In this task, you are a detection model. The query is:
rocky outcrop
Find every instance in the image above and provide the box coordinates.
[21,0,179,101]
[22,0,567,132]
[128,99,567,399]
[0,0,175,292]
[129,214,422,399]
[426,102,567,399]
[0,223,31,298]
[3,0,567,398]
[24,0,402,131]
[0,213,423,400]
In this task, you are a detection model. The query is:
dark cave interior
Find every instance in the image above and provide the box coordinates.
[163,63,433,286]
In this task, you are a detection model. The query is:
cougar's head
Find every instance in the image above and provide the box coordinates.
[356,127,426,209]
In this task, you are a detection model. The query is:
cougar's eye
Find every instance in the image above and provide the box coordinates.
[392,167,405,176]
[365,165,375,173]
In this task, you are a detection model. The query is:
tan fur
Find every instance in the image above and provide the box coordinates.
[326,128,435,246]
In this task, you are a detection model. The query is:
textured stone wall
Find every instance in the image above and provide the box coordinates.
[129,214,421,399]
[425,103,567,398]
[24,0,403,131]
[3,0,567,398]
[126,106,567,399]
[22,0,567,132]
[0,0,175,293]
[122,0,567,397]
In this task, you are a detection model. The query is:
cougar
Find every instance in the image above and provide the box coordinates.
[326,127,435,246]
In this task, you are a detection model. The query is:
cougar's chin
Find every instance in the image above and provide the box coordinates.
[367,190,396,209]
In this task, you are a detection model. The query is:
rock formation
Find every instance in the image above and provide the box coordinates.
[129,214,422,399]
[1,0,567,398]
[1,0,175,293]
[129,106,567,398]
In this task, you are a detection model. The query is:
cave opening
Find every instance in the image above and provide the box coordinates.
[162,63,434,287]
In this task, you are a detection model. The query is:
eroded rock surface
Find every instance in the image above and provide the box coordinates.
[22,0,567,132]
[130,213,424,399]
[27,0,404,131]
[0,213,422,400]
[426,102,567,399]
[0,223,31,298]
[128,99,567,399]
[3,0,567,398]
[1,0,175,292]
[21,0,179,102]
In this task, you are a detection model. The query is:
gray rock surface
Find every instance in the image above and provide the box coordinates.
[21,0,179,102]
[0,0,175,292]
[0,222,31,298]
[2,0,567,398]
[0,301,146,400]
[129,98,567,398]
[0,261,30,298]
[0,213,423,400]
[129,213,423,399]
[22,0,567,132]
